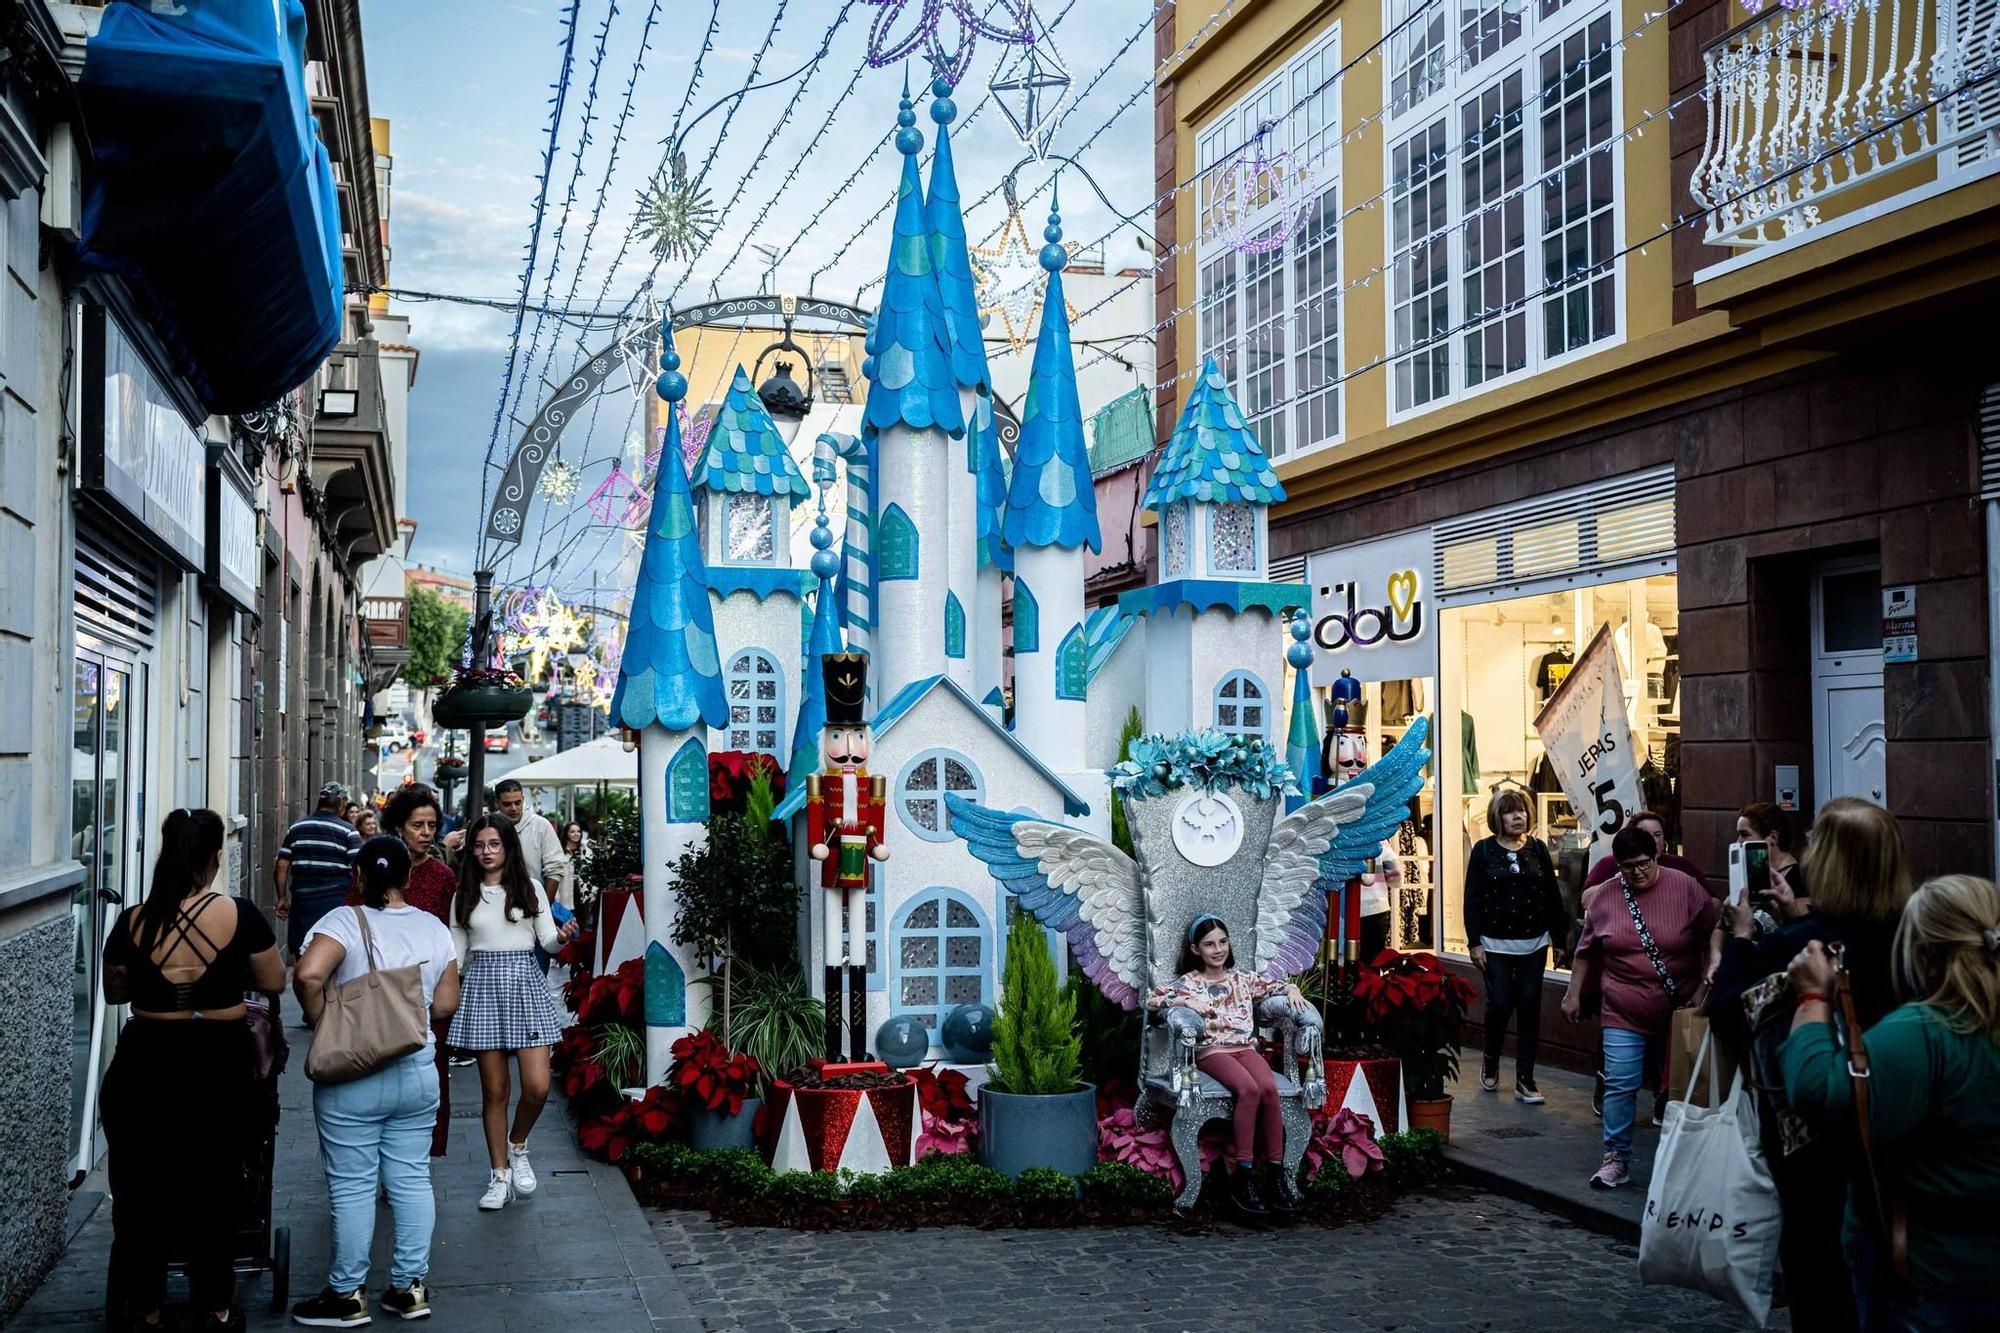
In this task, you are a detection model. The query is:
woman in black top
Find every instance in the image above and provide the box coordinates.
[1463,788,1571,1103]
[100,808,284,1332]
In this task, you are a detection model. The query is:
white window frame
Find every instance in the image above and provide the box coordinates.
[1212,670,1271,741]
[1382,0,1627,426]
[894,748,985,843]
[724,647,784,758]
[1194,25,1345,465]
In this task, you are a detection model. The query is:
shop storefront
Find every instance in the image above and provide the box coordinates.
[68,299,209,1178]
[1300,466,1680,968]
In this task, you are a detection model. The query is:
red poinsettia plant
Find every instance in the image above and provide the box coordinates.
[707,749,787,814]
[667,1029,762,1117]
[575,957,646,1027]
[909,1065,978,1157]
[1303,1106,1386,1183]
[1354,949,1479,1100]
[577,1086,682,1164]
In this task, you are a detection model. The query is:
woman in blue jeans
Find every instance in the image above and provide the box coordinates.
[292,836,461,1327]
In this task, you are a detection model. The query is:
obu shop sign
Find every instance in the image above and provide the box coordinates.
[1305,529,1435,686]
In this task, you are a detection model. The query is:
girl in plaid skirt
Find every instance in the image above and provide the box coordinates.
[449,814,577,1211]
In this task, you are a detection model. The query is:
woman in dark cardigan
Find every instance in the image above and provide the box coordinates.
[1463,788,1571,1104]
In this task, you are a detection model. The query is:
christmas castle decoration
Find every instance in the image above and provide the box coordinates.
[621,76,1375,1061]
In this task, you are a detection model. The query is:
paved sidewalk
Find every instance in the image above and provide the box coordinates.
[15,998,697,1330]
[1443,1062,1655,1238]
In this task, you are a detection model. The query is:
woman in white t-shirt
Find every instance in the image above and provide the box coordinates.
[292,836,460,1327]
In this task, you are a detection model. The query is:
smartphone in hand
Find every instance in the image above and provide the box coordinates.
[1745,840,1772,910]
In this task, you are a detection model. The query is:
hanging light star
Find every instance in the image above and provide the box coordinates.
[862,0,1036,86]
[635,152,716,263]
[539,458,581,504]
[989,26,1070,158]
[971,201,1078,352]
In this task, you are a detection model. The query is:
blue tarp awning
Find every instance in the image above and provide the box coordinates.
[76,0,343,414]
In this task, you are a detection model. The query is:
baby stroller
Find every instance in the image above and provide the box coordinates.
[103,991,293,1319]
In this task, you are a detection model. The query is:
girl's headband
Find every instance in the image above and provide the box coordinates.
[1186,914,1226,947]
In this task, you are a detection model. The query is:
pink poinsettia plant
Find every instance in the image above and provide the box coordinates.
[1303,1106,1385,1183]
[910,1065,978,1157]
[1098,1107,1182,1188]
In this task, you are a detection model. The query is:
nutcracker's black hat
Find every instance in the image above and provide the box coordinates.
[822,652,867,727]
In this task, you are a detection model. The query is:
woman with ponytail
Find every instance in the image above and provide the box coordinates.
[291,835,460,1327]
[101,808,284,1332]
[1782,875,2000,1328]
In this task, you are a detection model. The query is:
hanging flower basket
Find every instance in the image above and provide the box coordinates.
[434,667,533,726]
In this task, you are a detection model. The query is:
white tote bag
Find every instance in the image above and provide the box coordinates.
[1638,1031,1782,1326]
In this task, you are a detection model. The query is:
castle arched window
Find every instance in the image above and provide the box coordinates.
[890,889,991,1040]
[895,748,983,843]
[1213,671,1269,740]
[1055,623,1087,701]
[725,648,784,757]
[1013,577,1039,653]
[724,492,775,564]
[878,503,918,581]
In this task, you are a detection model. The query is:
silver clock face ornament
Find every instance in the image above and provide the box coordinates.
[1171,790,1244,868]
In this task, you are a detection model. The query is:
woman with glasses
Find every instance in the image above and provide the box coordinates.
[1563,825,1717,1189]
[1463,788,1571,1107]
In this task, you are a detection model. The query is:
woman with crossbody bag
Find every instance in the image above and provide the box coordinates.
[1564,826,1718,1189]
[292,837,460,1327]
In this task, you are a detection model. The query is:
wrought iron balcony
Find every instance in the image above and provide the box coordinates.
[1689,0,2000,249]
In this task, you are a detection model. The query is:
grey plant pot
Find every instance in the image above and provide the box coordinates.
[687,1096,763,1153]
[978,1082,1097,1180]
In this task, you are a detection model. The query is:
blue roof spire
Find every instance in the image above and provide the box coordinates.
[786,473,848,789]
[609,328,730,734]
[1002,188,1100,553]
[1141,355,1287,512]
[691,365,811,499]
[924,74,990,395]
[972,390,1011,572]
[863,84,965,439]
[1284,614,1322,813]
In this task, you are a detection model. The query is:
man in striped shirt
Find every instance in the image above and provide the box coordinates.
[274,782,362,957]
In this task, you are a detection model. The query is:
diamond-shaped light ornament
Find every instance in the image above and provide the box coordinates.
[989,29,1070,159]
[635,152,716,263]
[539,458,580,504]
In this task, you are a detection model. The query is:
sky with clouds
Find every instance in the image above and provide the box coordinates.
[361,0,1158,594]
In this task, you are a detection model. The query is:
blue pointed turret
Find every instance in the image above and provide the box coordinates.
[1284,614,1322,813]
[972,390,1011,572]
[863,77,965,439]
[692,366,811,499]
[786,488,848,791]
[1002,189,1100,553]
[924,75,989,395]
[609,334,730,734]
[1142,355,1287,512]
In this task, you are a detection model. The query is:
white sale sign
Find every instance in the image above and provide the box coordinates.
[1534,625,1644,857]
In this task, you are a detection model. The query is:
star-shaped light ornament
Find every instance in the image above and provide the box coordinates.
[989,27,1070,158]
[635,152,716,264]
[615,302,667,407]
[862,0,1036,86]
[539,458,580,504]
[971,202,1079,353]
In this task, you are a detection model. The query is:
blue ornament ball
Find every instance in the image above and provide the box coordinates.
[655,369,687,402]
[929,94,956,124]
[876,1014,929,1069]
[941,1003,996,1063]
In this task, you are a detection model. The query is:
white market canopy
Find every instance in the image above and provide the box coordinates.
[505,734,637,789]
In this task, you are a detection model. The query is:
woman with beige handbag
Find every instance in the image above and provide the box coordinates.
[292,837,460,1327]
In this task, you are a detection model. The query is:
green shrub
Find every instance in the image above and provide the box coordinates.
[1076,1161,1174,1209]
[989,909,1082,1095]
[1302,1160,1351,1200]
[1014,1166,1079,1207]
[766,1169,844,1207]
[682,1147,776,1196]
[624,1140,695,1176]
[1378,1127,1445,1166]
[889,1153,1013,1202]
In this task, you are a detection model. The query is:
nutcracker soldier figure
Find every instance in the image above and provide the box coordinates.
[805,653,890,1061]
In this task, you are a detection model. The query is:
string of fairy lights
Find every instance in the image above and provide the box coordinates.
[456,0,1991,680]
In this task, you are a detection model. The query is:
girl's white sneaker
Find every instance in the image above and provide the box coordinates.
[507,1143,537,1197]
[477,1168,512,1211]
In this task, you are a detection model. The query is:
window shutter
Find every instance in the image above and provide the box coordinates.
[1432,464,1675,603]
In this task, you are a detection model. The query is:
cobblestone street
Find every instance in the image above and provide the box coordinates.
[648,1186,1785,1332]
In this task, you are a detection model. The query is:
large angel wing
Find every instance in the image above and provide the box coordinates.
[945,793,1148,1008]
[1253,715,1433,979]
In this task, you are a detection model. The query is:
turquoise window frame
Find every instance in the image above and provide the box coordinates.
[667,736,709,822]
[878,503,919,582]
[888,887,993,1042]
[1013,576,1039,653]
[944,591,966,659]
[1055,622,1087,700]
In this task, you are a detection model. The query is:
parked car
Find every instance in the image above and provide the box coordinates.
[374,720,411,753]
[484,730,511,754]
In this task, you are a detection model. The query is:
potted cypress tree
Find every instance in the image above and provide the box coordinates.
[978,909,1096,1179]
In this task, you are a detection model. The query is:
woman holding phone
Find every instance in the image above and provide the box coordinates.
[1707,797,1910,1332]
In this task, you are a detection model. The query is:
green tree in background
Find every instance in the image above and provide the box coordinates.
[402,585,468,692]
[1109,706,1142,857]
[989,909,1082,1095]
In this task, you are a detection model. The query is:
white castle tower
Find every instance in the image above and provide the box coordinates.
[864,79,965,703]
[1002,190,1100,775]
